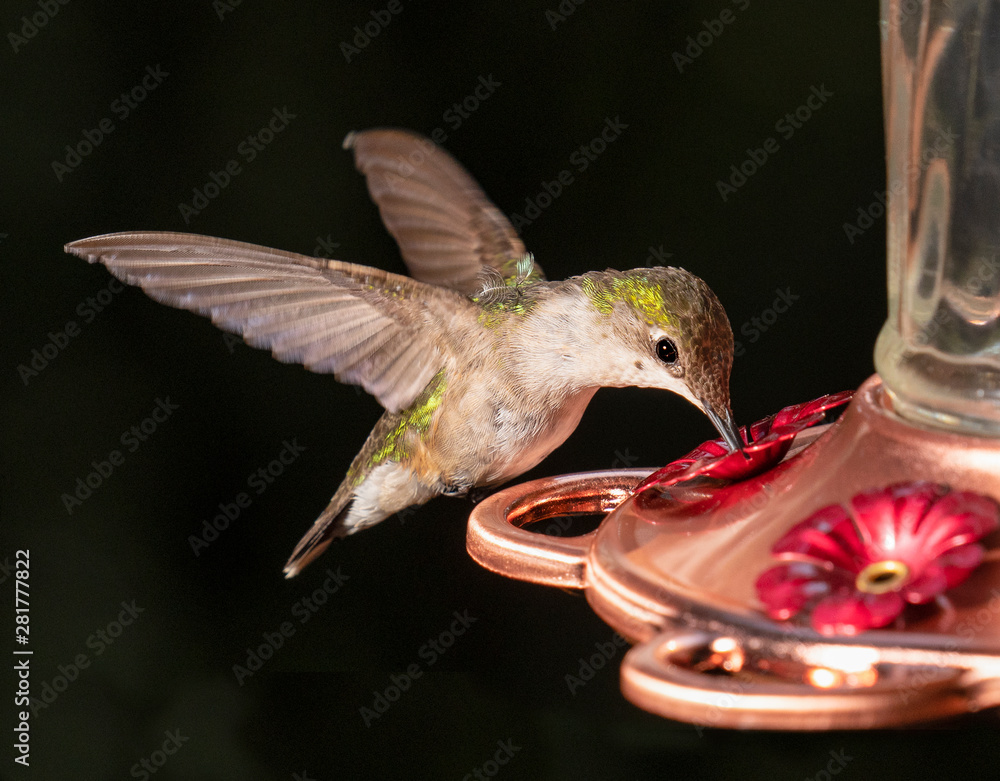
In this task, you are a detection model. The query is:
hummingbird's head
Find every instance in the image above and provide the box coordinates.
[580,268,742,452]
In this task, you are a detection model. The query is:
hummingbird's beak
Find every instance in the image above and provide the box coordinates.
[704,404,745,456]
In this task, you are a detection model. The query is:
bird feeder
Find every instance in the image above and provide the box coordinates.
[467,0,1000,729]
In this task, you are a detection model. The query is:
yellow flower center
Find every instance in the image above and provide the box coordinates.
[854,560,910,595]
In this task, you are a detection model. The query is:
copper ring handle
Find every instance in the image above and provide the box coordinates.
[620,628,972,730]
[466,469,649,588]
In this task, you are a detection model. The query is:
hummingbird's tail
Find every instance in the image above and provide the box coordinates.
[284,407,444,577]
[283,456,439,577]
[282,498,354,579]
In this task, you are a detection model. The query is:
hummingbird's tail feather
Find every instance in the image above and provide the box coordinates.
[282,499,353,579]
[283,456,440,577]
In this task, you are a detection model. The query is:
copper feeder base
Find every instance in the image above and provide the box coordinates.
[467,375,1000,729]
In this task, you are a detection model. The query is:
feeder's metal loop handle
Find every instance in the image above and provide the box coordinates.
[466,469,649,589]
[621,628,976,730]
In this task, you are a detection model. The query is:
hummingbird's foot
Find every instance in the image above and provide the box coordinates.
[439,479,475,498]
[466,486,496,505]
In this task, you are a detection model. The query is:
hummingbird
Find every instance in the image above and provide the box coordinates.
[65,128,740,578]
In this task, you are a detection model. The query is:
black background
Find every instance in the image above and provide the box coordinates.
[4,1,995,779]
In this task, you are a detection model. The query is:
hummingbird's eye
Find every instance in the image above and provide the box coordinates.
[655,337,678,365]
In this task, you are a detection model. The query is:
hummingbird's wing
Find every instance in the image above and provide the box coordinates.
[65,232,469,413]
[345,128,546,294]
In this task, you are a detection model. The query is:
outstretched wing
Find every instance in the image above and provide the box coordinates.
[345,128,545,294]
[65,231,468,413]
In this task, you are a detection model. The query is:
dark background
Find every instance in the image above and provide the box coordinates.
[4,1,993,779]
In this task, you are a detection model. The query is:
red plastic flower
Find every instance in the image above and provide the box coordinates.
[755,482,999,636]
[636,391,853,494]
